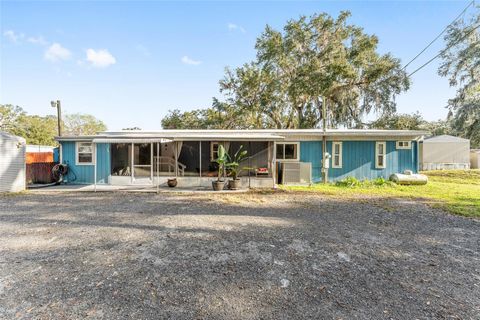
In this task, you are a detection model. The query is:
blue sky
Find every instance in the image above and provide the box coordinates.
[0,1,472,130]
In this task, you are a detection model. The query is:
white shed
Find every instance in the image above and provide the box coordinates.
[0,132,26,192]
[420,135,470,170]
[471,149,480,169]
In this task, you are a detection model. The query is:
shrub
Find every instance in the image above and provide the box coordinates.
[335,177,362,187]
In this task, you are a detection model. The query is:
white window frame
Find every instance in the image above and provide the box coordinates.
[276,142,300,162]
[375,141,386,169]
[210,142,219,161]
[396,141,411,149]
[76,142,95,165]
[332,142,342,168]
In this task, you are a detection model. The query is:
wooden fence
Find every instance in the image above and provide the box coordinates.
[26,162,56,184]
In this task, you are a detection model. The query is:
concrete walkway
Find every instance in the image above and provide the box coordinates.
[27,184,251,194]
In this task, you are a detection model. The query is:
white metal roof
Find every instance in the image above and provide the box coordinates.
[0,131,26,143]
[423,134,470,143]
[56,129,427,142]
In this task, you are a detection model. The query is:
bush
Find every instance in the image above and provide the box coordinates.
[335,176,396,188]
[335,177,362,187]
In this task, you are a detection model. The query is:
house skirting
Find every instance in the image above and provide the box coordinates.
[109,176,274,189]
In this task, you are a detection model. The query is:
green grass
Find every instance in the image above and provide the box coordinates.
[282,170,480,218]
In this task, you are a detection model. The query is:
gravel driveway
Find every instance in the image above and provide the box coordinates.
[0,191,479,319]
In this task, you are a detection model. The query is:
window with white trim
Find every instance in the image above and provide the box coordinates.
[375,142,386,169]
[276,142,299,161]
[76,142,93,165]
[396,141,411,149]
[332,142,342,168]
[210,142,219,161]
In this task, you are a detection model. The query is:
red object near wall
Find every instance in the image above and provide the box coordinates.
[26,152,54,164]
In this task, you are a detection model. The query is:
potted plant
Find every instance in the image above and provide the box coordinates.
[226,145,248,190]
[212,144,228,191]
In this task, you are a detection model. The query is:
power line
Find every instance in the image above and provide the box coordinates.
[402,0,475,70]
[408,22,480,77]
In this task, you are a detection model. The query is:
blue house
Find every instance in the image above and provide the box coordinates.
[56,129,425,188]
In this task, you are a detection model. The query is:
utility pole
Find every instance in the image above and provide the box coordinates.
[51,100,62,136]
[321,97,329,184]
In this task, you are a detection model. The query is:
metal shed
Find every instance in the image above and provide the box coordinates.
[420,135,470,170]
[471,149,480,169]
[0,132,26,192]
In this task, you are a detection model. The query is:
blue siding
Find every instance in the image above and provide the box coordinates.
[300,141,323,183]
[299,140,418,182]
[60,142,110,184]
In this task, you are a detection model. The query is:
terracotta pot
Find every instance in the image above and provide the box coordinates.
[228,179,242,190]
[167,178,177,188]
[212,180,225,191]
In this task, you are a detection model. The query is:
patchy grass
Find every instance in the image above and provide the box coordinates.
[282,170,480,218]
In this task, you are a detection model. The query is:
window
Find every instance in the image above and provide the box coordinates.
[76,142,94,165]
[276,143,299,161]
[332,142,342,168]
[210,142,219,161]
[375,142,386,169]
[396,141,411,149]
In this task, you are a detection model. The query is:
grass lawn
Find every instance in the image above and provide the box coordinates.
[282,170,480,218]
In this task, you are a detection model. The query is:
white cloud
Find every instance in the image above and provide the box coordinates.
[3,30,24,43]
[181,55,202,65]
[228,23,246,33]
[27,36,48,46]
[86,49,116,68]
[44,43,72,61]
[135,44,150,57]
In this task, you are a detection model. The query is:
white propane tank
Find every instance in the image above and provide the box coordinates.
[389,170,428,185]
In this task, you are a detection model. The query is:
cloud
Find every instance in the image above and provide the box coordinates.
[228,23,246,33]
[135,44,150,57]
[3,30,24,43]
[27,36,48,46]
[86,48,116,68]
[181,55,202,65]
[44,43,72,61]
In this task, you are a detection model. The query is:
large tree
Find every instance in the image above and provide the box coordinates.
[0,104,25,132]
[439,8,480,147]
[220,11,409,129]
[163,12,409,129]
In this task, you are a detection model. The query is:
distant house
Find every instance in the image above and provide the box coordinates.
[55,129,425,188]
[420,135,470,170]
[26,145,58,164]
[0,132,26,192]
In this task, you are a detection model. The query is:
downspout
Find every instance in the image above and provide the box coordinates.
[321,97,328,184]
[156,142,159,194]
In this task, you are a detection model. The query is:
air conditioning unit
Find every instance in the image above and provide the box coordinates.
[281,162,312,184]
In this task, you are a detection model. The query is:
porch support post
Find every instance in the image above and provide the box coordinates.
[131,143,134,184]
[157,142,159,194]
[150,143,154,184]
[175,141,178,177]
[272,141,276,186]
[199,141,202,178]
[93,143,97,192]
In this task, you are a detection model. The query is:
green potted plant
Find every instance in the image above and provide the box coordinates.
[212,144,228,191]
[226,145,248,190]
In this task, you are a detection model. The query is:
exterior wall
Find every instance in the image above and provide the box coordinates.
[0,134,26,192]
[60,142,110,184]
[471,151,480,169]
[422,140,470,167]
[300,140,418,182]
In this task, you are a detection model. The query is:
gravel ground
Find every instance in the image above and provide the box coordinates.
[0,191,479,319]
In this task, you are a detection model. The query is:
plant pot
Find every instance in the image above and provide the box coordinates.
[167,178,177,188]
[228,179,242,190]
[212,180,225,191]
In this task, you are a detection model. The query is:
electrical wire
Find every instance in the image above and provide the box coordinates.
[408,23,480,77]
[402,0,475,70]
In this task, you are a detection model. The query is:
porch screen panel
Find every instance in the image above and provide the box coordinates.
[177,141,200,176]
[133,143,151,178]
[111,143,131,176]
[229,141,270,177]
